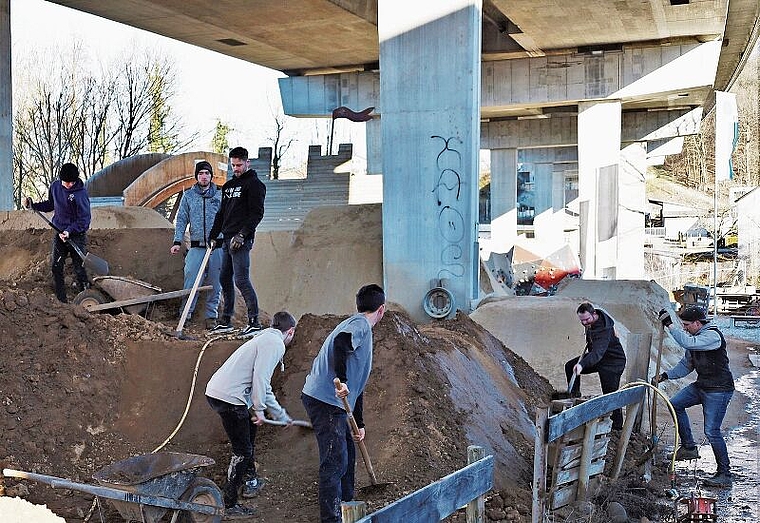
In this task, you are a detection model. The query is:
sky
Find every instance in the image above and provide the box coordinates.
[11,0,364,170]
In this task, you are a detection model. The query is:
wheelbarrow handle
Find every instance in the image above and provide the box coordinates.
[2,468,223,516]
[333,378,378,485]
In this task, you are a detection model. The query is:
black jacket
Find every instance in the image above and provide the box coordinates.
[208,169,266,242]
[579,308,627,373]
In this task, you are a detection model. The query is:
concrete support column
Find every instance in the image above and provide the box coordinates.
[619,142,647,278]
[379,1,482,321]
[489,148,517,252]
[0,0,11,211]
[366,117,382,175]
[577,100,621,279]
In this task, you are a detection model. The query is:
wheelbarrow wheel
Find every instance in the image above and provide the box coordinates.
[72,289,109,310]
[178,476,224,523]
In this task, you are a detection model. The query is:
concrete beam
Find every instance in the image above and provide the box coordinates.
[280,41,720,118]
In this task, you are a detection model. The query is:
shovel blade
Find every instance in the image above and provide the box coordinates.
[84,253,109,276]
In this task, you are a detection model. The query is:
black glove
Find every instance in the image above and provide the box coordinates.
[650,372,668,385]
[230,233,245,251]
[658,308,672,327]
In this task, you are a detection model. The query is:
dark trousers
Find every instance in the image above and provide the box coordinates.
[564,358,624,430]
[302,394,356,523]
[219,238,259,322]
[206,396,258,507]
[52,233,89,302]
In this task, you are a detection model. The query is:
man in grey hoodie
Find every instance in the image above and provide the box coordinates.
[205,311,297,518]
[170,160,223,329]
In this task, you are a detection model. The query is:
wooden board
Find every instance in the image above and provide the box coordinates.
[85,286,212,312]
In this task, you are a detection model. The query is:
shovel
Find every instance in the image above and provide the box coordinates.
[31,208,109,276]
[551,346,586,400]
[333,378,393,494]
[175,245,213,340]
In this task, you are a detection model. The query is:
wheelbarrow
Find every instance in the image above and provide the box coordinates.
[3,452,224,523]
[72,275,211,315]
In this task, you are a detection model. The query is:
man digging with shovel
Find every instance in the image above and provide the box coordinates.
[205,311,297,518]
[24,163,91,303]
[301,284,386,523]
[563,302,627,430]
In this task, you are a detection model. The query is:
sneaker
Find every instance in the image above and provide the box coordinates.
[205,318,218,330]
[224,504,257,519]
[671,446,700,461]
[241,477,267,498]
[239,319,264,338]
[703,472,732,487]
[210,317,235,334]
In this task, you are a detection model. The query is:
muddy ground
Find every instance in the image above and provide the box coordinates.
[0,212,757,522]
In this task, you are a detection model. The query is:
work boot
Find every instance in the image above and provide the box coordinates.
[671,445,700,461]
[241,477,266,498]
[703,472,732,487]
[224,504,257,519]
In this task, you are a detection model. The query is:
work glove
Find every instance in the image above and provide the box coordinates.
[22,197,32,209]
[650,372,668,386]
[230,233,245,251]
[658,308,672,327]
[208,239,216,250]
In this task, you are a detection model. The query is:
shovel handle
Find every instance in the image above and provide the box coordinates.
[334,378,378,484]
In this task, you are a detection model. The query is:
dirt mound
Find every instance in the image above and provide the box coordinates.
[0,265,553,522]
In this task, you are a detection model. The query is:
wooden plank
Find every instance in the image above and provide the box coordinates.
[547,386,646,443]
[552,458,605,486]
[550,483,577,510]
[558,417,612,444]
[466,446,486,523]
[576,419,599,500]
[355,456,493,523]
[532,408,548,523]
[86,286,212,312]
[342,501,368,523]
[555,438,609,470]
[611,402,641,480]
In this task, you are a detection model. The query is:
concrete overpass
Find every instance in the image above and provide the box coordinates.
[3,0,759,320]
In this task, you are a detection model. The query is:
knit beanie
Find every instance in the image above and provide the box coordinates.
[195,161,213,179]
[59,163,80,183]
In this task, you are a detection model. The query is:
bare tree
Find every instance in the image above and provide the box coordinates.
[268,112,296,179]
[211,119,232,155]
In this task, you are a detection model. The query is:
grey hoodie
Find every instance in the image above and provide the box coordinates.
[173,182,221,246]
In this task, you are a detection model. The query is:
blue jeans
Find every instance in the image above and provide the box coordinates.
[206,396,258,507]
[670,383,733,474]
[302,394,356,523]
[52,233,89,302]
[181,247,222,319]
[219,238,259,322]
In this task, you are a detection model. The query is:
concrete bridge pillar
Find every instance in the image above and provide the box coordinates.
[578,100,621,279]
[0,0,11,211]
[489,148,517,253]
[379,1,482,321]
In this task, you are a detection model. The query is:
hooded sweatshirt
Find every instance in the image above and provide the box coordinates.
[173,182,221,247]
[32,179,91,235]
[578,308,627,373]
[208,169,265,243]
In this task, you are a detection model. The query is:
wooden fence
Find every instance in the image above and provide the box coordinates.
[532,385,647,522]
[343,446,494,523]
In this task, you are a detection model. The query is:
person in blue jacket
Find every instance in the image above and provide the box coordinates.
[170,160,223,329]
[301,284,386,523]
[652,305,734,487]
[24,163,91,302]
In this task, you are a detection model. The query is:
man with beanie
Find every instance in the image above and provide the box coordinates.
[565,302,627,430]
[652,305,734,487]
[205,311,297,518]
[170,160,223,329]
[24,163,91,302]
[208,146,266,337]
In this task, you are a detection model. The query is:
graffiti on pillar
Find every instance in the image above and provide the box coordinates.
[431,135,465,279]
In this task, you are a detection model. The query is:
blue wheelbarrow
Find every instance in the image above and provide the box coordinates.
[3,452,224,522]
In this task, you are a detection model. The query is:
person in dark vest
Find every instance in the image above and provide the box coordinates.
[652,305,734,487]
[564,302,627,430]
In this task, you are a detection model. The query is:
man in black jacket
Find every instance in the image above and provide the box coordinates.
[208,147,266,337]
[565,302,627,430]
